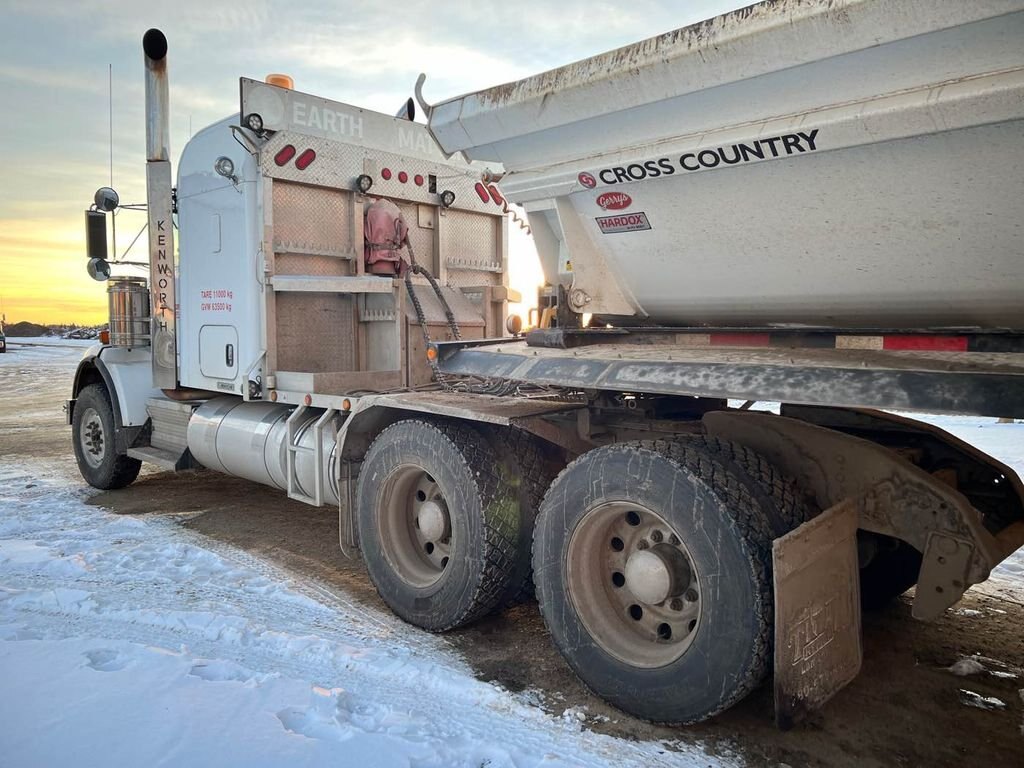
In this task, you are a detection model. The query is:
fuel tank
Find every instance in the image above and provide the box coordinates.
[187,398,339,504]
[426,0,1024,329]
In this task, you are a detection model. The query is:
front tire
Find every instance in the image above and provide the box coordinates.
[72,383,141,490]
[533,440,776,724]
[356,419,523,631]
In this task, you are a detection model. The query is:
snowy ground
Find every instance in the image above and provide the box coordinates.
[1,346,1021,767]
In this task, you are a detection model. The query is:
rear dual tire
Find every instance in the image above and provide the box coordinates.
[533,438,790,724]
[356,419,548,631]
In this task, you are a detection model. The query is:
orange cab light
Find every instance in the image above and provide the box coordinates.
[265,74,294,89]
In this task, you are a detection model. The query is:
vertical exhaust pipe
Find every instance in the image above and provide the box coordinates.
[143,29,178,389]
[144,29,170,161]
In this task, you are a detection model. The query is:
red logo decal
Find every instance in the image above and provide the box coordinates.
[578,172,597,189]
[596,192,632,211]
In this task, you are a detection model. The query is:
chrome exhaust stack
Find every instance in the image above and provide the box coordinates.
[143,28,178,389]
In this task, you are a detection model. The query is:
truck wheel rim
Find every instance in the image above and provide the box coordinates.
[378,465,452,588]
[80,407,107,469]
[566,502,702,668]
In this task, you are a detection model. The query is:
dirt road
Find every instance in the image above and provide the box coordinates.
[4,342,1022,767]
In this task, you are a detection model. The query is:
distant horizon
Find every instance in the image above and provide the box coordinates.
[2,319,107,328]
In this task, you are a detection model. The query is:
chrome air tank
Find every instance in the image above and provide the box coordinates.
[187,398,339,504]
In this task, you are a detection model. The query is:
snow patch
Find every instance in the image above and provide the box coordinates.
[948,657,986,676]
[958,689,1007,711]
[947,654,1021,681]
[954,608,982,617]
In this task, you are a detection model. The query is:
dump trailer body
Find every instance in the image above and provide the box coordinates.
[426,0,1024,328]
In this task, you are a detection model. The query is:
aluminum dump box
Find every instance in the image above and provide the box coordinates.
[426,0,1024,329]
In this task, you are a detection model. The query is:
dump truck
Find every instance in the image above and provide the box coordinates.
[69,0,1024,727]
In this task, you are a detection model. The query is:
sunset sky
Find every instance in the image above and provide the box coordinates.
[0,0,742,325]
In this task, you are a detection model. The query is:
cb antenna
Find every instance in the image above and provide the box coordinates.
[108,63,116,259]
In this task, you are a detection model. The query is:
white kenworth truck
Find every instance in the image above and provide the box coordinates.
[70,2,1024,727]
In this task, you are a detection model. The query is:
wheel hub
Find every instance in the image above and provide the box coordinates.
[79,408,106,468]
[377,466,452,588]
[624,545,689,605]
[566,502,703,668]
[417,500,448,541]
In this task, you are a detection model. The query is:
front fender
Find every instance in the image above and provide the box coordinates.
[69,345,160,434]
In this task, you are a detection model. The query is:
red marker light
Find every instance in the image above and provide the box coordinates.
[274,145,296,166]
[474,182,490,203]
[295,148,316,170]
[381,168,392,180]
[414,174,424,186]
[487,185,504,205]
[398,171,408,183]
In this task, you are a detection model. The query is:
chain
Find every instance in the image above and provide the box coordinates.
[397,219,462,389]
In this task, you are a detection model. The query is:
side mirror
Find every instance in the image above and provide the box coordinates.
[87,258,111,281]
[93,186,119,212]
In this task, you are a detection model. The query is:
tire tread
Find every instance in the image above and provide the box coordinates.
[73,384,141,490]
[359,418,521,631]
[533,438,779,724]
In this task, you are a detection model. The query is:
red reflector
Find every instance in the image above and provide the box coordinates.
[274,145,296,166]
[381,168,392,180]
[398,171,408,183]
[883,335,969,351]
[414,174,424,186]
[474,182,490,203]
[709,333,771,347]
[295,148,316,170]
[487,185,504,205]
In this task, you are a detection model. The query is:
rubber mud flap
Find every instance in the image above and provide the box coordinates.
[773,499,862,729]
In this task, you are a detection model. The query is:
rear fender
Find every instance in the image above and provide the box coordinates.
[703,410,1016,619]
